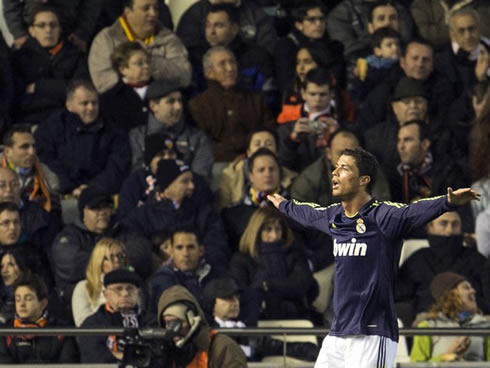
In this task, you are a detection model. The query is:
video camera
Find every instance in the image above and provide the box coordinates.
[118,320,181,368]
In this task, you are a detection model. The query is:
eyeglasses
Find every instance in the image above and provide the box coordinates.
[304,16,326,23]
[32,22,60,29]
[103,253,127,262]
[0,219,20,228]
[106,285,138,295]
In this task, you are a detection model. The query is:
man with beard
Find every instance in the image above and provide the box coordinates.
[395,211,487,327]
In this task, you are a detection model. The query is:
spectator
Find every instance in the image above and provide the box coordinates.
[188,46,273,162]
[157,285,247,367]
[10,6,89,125]
[291,128,391,206]
[274,0,345,93]
[120,133,213,218]
[350,27,401,105]
[151,226,224,312]
[476,204,490,258]
[3,0,101,51]
[79,269,146,364]
[1,125,59,212]
[230,207,316,320]
[395,211,487,327]
[0,276,78,364]
[99,42,151,132]
[410,272,490,362]
[71,238,129,327]
[327,0,413,60]
[219,127,297,208]
[202,277,319,361]
[277,68,340,172]
[177,0,277,54]
[410,0,490,49]
[129,79,213,180]
[360,38,455,132]
[122,160,230,273]
[50,186,152,307]
[88,0,191,93]
[35,80,130,197]
[0,33,14,136]
[0,248,32,324]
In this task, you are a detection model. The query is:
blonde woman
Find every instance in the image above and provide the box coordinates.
[71,238,128,326]
[411,272,490,362]
[229,207,315,320]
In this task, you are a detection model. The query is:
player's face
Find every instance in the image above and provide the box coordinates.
[331,155,363,199]
[455,281,477,313]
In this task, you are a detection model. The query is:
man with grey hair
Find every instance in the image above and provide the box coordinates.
[436,6,490,126]
[188,46,273,162]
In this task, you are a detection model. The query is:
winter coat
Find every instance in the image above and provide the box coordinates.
[118,167,213,219]
[121,195,230,273]
[89,18,191,93]
[129,115,213,180]
[219,156,297,208]
[10,37,88,124]
[157,285,247,367]
[177,0,277,53]
[99,79,149,132]
[188,80,274,162]
[35,110,130,194]
[411,314,490,362]
[3,0,101,41]
[326,0,414,59]
[0,316,78,364]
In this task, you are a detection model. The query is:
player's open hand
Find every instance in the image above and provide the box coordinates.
[447,187,481,206]
[267,193,286,209]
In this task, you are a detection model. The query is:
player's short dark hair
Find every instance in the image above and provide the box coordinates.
[207,4,240,25]
[0,202,19,217]
[66,80,97,101]
[292,0,327,22]
[302,68,334,90]
[3,124,33,147]
[402,38,434,57]
[371,27,400,49]
[15,275,49,301]
[246,127,279,152]
[111,41,149,72]
[399,120,430,141]
[368,1,397,23]
[341,148,378,193]
[247,148,281,173]
[170,225,202,245]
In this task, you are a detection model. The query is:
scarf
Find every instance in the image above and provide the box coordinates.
[247,187,279,207]
[48,41,63,56]
[9,310,49,344]
[119,16,155,45]
[1,155,52,212]
[397,152,433,203]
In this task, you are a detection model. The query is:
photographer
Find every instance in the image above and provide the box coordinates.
[157,285,247,367]
[79,269,147,364]
[277,68,341,172]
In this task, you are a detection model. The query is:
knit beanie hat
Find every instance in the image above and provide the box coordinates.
[143,133,177,166]
[155,159,191,191]
[104,269,141,287]
[430,272,467,301]
[392,77,429,101]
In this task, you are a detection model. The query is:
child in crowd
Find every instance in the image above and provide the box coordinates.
[350,27,401,105]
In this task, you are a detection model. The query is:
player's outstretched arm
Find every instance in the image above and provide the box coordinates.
[267,193,286,208]
[447,187,481,206]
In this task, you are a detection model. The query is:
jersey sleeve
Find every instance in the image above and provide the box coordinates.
[278,199,334,236]
[376,196,456,240]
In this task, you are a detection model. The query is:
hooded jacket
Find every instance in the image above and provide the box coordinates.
[157,285,247,368]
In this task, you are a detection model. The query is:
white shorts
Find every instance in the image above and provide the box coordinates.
[314,334,398,368]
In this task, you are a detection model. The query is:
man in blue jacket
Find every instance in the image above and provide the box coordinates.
[268,147,480,368]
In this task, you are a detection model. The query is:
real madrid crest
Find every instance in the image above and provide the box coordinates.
[356,218,366,234]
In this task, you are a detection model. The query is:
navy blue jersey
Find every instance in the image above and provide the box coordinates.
[279,195,456,341]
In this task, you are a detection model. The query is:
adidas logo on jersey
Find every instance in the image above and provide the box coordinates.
[333,238,367,257]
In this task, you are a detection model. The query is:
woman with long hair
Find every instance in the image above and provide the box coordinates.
[411,272,490,362]
[229,207,316,320]
[71,238,129,326]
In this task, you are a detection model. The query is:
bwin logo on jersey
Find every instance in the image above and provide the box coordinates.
[333,238,367,257]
